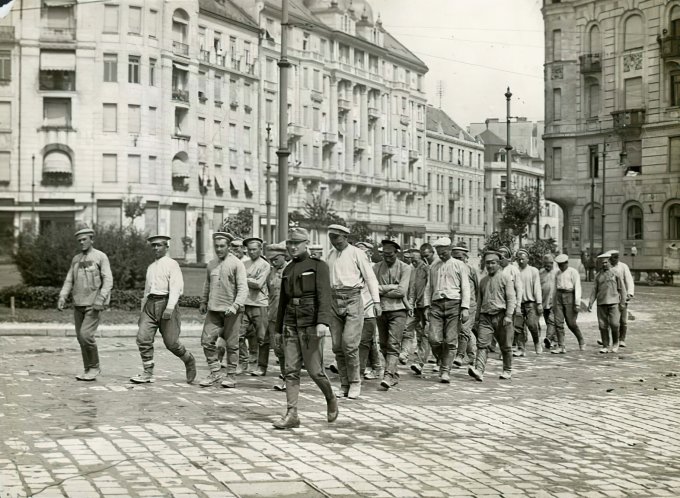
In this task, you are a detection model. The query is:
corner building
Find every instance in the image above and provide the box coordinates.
[0,0,261,262]
[542,0,680,271]
[232,0,429,248]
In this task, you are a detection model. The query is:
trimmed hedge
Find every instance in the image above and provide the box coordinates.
[0,285,201,311]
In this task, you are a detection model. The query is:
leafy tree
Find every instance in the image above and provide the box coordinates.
[349,221,372,244]
[525,237,558,269]
[479,231,516,268]
[221,208,253,238]
[499,187,539,247]
[288,195,345,229]
[123,196,145,225]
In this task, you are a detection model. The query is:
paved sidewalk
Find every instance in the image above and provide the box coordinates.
[1,286,679,497]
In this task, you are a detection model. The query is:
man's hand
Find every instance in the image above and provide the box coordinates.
[273,333,283,353]
[57,297,65,311]
[374,302,382,317]
[316,324,329,337]
[199,303,208,315]
[93,303,105,312]
[224,304,237,316]
[425,307,431,321]
[408,309,414,318]
[461,309,469,323]
[626,294,633,301]
[619,303,625,312]
[573,305,580,314]
[162,308,174,320]
[503,315,513,327]
[587,304,593,312]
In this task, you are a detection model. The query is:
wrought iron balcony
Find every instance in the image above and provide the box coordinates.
[579,53,601,73]
[172,41,189,57]
[611,108,646,132]
[659,35,680,59]
[172,88,189,103]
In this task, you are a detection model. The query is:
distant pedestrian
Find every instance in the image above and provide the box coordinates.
[468,251,516,381]
[58,227,113,381]
[407,249,432,375]
[355,241,384,382]
[608,250,634,348]
[198,232,248,388]
[428,237,470,383]
[513,248,542,356]
[239,237,271,376]
[588,253,626,353]
[451,245,477,367]
[539,254,558,350]
[266,242,288,391]
[130,235,196,384]
[552,254,586,354]
[326,224,381,400]
[373,240,412,390]
[273,227,338,430]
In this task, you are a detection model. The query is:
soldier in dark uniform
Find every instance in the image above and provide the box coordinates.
[273,227,339,430]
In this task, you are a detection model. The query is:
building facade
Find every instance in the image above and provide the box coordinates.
[232,0,429,249]
[469,117,545,160]
[0,0,261,262]
[542,0,680,271]
[424,106,485,255]
[476,128,562,249]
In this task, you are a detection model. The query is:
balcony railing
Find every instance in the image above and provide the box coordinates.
[579,53,601,73]
[660,35,680,59]
[368,107,380,120]
[172,88,189,103]
[200,50,210,63]
[448,190,460,202]
[41,27,75,42]
[408,149,420,162]
[288,124,304,138]
[354,138,367,151]
[382,144,396,157]
[611,108,646,131]
[449,221,461,232]
[400,114,411,126]
[322,132,337,145]
[338,98,351,112]
[0,26,15,42]
[172,41,189,57]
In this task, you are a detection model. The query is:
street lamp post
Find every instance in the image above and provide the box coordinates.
[601,135,607,250]
[504,87,513,201]
[276,0,291,242]
[31,154,36,230]
[265,123,272,242]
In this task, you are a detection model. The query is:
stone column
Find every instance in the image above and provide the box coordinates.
[329,75,338,170]
[360,85,369,176]
[344,83,353,173]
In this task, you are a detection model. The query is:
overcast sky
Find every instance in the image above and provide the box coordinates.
[370,0,545,128]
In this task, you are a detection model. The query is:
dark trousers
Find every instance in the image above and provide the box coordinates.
[553,291,584,347]
[475,311,513,373]
[514,302,541,350]
[330,289,364,388]
[457,303,477,360]
[429,299,461,373]
[239,305,268,368]
[597,304,621,348]
[74,306,100,370]
[136,298,187,369]
[201,310,243,373]
[283,325,334,410]
[543,308,557,344]
[619,303,629,342]
[359,317,383,373]
[269,321,285,377]
[409,307,431,366]
[376,310,408,380]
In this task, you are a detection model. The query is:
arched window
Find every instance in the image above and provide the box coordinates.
[589,25,601,53]
[668,203,680,240]
[626,205,643,239]
[624,15,644,51]
[544,224,552,239]
[671,5,680,36]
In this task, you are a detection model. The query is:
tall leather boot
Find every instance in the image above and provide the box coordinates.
[182,352,197,384]
[317,377,339,423]
[273,381,300,429]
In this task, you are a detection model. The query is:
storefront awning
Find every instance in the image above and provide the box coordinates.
[172,158,190,178]
[43,151,72,174]
[229,178,239,192]
[244,177,253,193]
[43,0,75,7]
[172,62,189,71]
[40,51,76,71]
[213,169,224,191]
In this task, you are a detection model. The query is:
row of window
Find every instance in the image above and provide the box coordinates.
[426,203,484,226]
[427,173,484,198]
[103,4,159,38]
[584,202,680,241]
[427,142,482,168]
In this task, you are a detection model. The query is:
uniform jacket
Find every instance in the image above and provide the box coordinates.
[276,252,332,333]
[59,248,113,307]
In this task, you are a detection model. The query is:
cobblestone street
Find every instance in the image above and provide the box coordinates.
[1,285,680,498]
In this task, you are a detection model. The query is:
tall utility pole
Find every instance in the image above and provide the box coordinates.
[601,136,607,250]
[504,87,513,201]
[31,154,36,229]
[589,160,595,259]
[276,0,291,242]
[265,124,272,242]
[536,179,541,241]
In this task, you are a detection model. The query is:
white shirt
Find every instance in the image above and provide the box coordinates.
[144,255,184,309]
[503,263,523,314]
[555,266,581,304]
[612,262,634,297]
[326,244,380,303]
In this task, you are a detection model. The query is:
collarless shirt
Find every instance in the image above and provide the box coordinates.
[518,264,542,305]
[244,256,270,307]
[201,254,248,312]
[326,244,380,303]
[502,263,523,314]
[555,266,582,304]
[59,247,114,307]
[539,267,557,309]
[145,255,184,309]
[408,260,430,309]
[373,259,412,311]
[429,257,470,309]
[478,270,516,319]
[611,262,634,297]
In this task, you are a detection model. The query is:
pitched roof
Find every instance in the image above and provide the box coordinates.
[476,128,506,146]
[199,0,259,30]
[382,31,427,69]
[426,106,476,142]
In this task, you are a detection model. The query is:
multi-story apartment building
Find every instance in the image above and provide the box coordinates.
[0,0,260,262]
[542,0,680,272]
[232,0,429,248]
[424,106,485,255]
[469,117,545,160]
[476,128,562,249]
